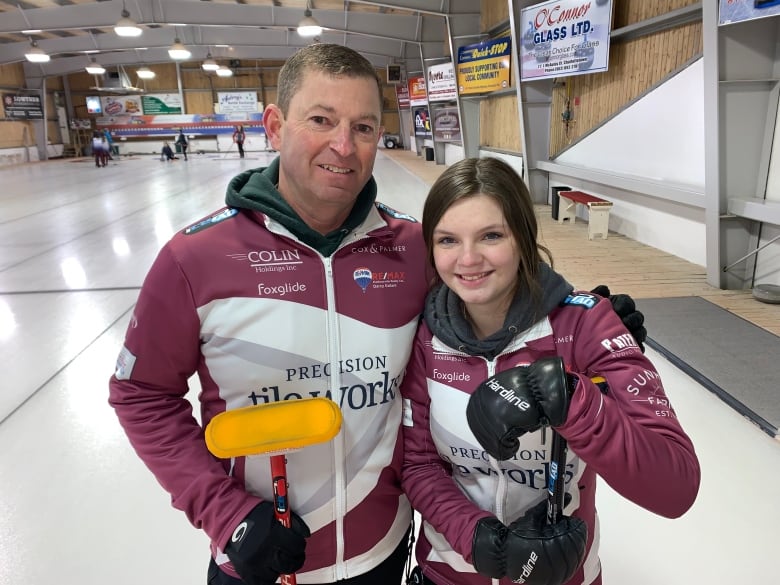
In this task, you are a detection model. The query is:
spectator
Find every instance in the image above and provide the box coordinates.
[232,125,246,158]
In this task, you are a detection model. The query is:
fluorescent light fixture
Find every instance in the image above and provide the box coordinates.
[25,41,50,63]
[115,9,142,37]
[136,67,156,79]
[21,29,42,35]
[297,7,322,36]
[168,38,191,60]
[85,58,106,75]
[215,66,233,77]
[202,53,219,71]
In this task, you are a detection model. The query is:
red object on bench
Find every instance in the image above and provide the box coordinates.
[557,190,612,239]
[560,191,610,206]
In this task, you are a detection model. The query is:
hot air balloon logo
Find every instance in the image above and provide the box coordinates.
[353,267,372,292]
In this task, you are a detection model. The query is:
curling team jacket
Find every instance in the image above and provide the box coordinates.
[109,158,429,582]
[400,274,701,585]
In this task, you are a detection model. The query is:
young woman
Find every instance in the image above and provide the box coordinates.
[400,157,700,585]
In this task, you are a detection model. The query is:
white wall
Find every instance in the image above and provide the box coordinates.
[551,59,707,266]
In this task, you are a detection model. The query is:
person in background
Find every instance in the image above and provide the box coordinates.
[160,141,176,161]
[91,131,108,167]
[108,44,648,585]
[232,124,246,158]
[103,128,116,159]
[175,128,189,160]
[400,157,699,585]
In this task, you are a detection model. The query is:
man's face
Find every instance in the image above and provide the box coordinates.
[264,70,384,232]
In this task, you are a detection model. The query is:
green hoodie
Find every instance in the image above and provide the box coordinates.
[224,157,378,257]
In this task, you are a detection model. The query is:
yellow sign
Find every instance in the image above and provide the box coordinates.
[456,37,512,96]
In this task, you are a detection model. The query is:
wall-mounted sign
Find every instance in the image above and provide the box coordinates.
[101,95,142,116]
[2,93,43,119]
[433,106,461,142]
[142,94,183,115]
[413,107,432,137]
[519,0,612,81]
[408,76,428,107]
[395,84,410,109]
[427,62,457,102]
[720,0,780,25]
[217,91,259,114]
[456,36,512,95]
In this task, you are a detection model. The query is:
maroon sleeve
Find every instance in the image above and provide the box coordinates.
[557,298,701,519]
[108,243,259,547]
[400,326,493,561]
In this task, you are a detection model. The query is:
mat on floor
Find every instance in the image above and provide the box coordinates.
[636,296,780,438]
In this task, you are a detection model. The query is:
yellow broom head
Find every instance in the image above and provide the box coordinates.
[205,397,343,458]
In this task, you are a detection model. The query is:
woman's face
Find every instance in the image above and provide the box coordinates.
[432,193,520,318]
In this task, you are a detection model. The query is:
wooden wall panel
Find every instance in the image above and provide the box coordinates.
[479,94,521,152]
[549,21,702,156]
[481,0,510,32]
[613,0,699,27]
[0,62,26,87]
[185,91,215,115]
[0,122,30,148]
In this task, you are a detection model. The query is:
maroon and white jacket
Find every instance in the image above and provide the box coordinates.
[401,293,700,585]
[109,165,429,582]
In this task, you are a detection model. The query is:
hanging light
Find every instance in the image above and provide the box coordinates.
[85,58,106,75]
[297,2,322,37]
[24,40,50,63]
[114,1,142,37]
[168,38,191,60]
[201,52,219,72]
[215,65,233,77]
[136,67,156,79]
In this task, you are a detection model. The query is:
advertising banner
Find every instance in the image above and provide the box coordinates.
[456,36,512,95]
[142,94,183,115]
[395,84,410,109]
[413,107,432,137]
[94,112,265,138]
[719,0,780,24]
[432,106,461,142]
[408,76,428,107]
[101,95,142,116]
[427,62,457,102]
[520,0,612,82]
[218,91,258,113]
[2,93,43,119]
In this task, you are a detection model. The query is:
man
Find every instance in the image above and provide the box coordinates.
[109,43,645,585]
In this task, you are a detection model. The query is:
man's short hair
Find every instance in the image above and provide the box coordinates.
[277,43,383,115]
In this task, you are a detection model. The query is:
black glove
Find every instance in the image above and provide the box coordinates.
[471,517,507,579]
[466,358,573,461]
[467,367,544,461]
[591,285,646,353]
[505,499,588,585]
[225,502,311,585]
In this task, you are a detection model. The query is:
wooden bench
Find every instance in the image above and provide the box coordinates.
[558,190,613,240]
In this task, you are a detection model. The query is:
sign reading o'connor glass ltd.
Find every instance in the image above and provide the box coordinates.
[520,0,613,82]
